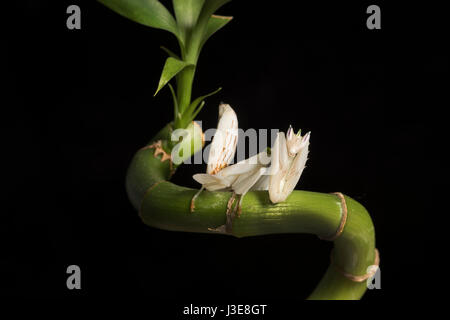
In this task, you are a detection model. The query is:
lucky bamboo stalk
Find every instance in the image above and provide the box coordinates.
[126,124,377,300]
[100,0,378,300]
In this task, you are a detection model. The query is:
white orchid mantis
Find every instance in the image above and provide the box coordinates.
[191,104,310,232]
[190,104,270,216]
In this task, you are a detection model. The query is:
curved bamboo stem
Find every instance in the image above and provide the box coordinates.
[126,126,377,300]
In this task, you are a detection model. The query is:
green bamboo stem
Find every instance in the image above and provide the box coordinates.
[125,126,377,300]
[175,32,200,127]
[176,66,196,117]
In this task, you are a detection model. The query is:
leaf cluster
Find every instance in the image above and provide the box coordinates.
[98,0,233,128]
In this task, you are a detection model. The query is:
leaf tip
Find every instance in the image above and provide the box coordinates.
[154,83,164,97]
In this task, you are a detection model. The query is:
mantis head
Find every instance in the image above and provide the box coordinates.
[286,125,310,157]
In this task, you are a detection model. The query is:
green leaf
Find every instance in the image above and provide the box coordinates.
[190,100,206,121]
[155,57,194,96]
[196,0,231,30]
[98,0,181,43]
[189,0,232,54]
[160,46,180,60]
[167,83,180,121]
[173,0,205,42]
[200,14,233,49]
[199,0,231,19]
[184,87,222,117]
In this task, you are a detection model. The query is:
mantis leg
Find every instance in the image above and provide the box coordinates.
[190,186,205,213]
[232,166,268,217]
[236,194,244,217]
[225,192,237,233]
[207,191,236,233]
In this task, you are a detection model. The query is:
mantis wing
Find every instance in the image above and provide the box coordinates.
[231,166,266,195]
[192,173,232,191]
[221,150,270,195]
[217,150,269,177]
[250,168,270,191]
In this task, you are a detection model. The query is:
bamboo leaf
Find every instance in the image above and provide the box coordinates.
[172,0,205,42]
[190,100,206,121]
[98,0,181,43]
[160,46,180,60]
[199,0,231,21]
[200,14,233,49]
[184,87,222,117]
[196,0,231,30]
[155,57,194,96]
[167,83,180,121]
[189,0,231,55]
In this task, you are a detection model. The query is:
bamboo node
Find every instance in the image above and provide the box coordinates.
[140,140,173,171]
[319,192,348,241]
[332,248,380,282]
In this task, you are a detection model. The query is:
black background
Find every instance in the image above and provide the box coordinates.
[4,0,442,310]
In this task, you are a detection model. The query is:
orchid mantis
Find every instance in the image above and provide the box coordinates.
[191,104,310,232]
[190,104,270,218]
